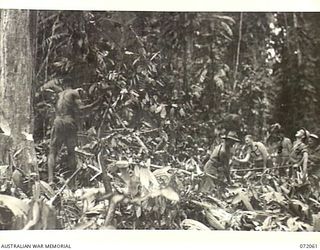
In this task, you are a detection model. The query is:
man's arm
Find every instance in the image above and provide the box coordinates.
[74,88,101,114]
[301,152,308,180]
[76,98,100,112]
[285,138,293,152]
[259,143,269,169]
[309,152,320,164]
[233,151,251,163]
[40,78,63,93]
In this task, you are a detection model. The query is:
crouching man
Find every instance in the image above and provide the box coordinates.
[201,131,240,193]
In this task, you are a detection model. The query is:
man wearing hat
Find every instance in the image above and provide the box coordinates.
[288,128,309,181]
[201,131,240,193]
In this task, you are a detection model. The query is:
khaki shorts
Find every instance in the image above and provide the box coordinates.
[50,116,77,150]
[204,159,225,178]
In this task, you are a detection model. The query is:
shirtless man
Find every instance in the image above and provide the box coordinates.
[47,88,100,184]
[233,134,272,170]
[266,124,292,175]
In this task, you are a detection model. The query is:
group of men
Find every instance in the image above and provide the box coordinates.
[201,123,320,193]
[45,83,320,192]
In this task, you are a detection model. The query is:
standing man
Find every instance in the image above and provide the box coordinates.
[289,128,309,182]
[266,123,292,175]
[308,133,320,174]
[201,131,240,193]
[276,128,292,166]
[47,87,100,184]
[233,134,272,170]
[308,133,320,187]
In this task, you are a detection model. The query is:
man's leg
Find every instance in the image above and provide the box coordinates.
[65,129,77,178]
[48,148,56,184]
[48,121,62,184]
[200,159,216,193]
[66,147,77,175]
[223,167,231,184]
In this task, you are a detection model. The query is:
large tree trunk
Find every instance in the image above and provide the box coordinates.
[0,9,38,179]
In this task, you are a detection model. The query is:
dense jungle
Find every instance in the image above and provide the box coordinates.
[0,10,320,231]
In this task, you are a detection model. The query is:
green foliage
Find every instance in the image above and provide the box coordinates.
[27,11,320,230]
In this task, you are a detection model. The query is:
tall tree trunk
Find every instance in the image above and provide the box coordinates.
[0,10,38,179]
[233,12,243,91]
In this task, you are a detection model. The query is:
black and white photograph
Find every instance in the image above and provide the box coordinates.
[0,0,320,247]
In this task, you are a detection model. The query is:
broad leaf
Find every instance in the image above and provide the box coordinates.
[160,187,179,202]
